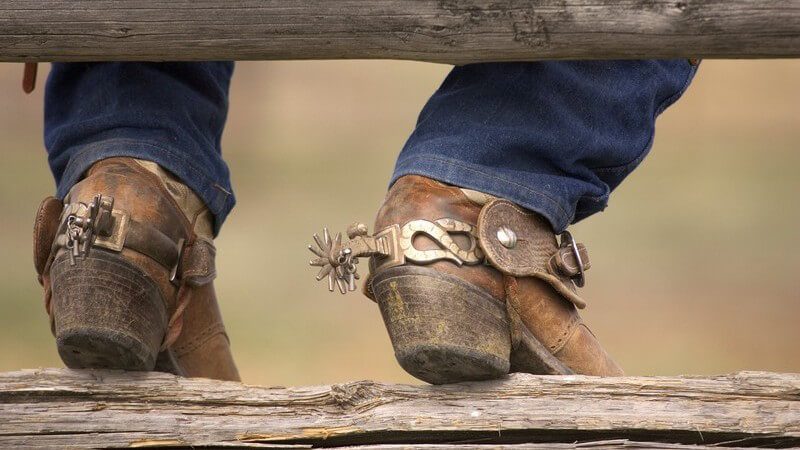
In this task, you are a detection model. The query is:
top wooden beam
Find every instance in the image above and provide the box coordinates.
[1,1,799,64]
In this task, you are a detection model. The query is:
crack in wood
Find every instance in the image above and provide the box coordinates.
[0,369,799,447]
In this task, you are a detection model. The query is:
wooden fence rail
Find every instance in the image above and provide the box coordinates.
[1,1,799,63]
[0,369,798,448]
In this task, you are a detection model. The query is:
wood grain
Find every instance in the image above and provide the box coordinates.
[1,369,798,448]
[0,1,798,63]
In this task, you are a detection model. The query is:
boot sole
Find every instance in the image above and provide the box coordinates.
[371,265,511,384]
[50,249,168,371]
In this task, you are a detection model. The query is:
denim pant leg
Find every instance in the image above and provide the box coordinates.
[44,62,235,236]
[393,60,699,232]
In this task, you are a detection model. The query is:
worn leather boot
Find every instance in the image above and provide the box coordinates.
[33,157,240,381]
[309,175,621,384]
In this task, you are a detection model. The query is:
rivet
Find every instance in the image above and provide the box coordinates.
[496,226,517,249]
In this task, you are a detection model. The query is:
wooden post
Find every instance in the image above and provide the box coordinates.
[1,0,799,63]
[1,369,798,448]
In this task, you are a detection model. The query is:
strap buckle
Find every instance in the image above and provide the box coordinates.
[169,238,186,285]
[559,231,586,288]
[94,208,130,252]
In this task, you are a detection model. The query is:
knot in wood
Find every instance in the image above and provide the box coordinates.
[329,380,384,409]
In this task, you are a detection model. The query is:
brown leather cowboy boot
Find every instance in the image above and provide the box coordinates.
[33,157,239,381]
[309,175,621,384]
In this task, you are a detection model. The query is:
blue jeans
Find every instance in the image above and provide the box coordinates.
[45,60,697,235]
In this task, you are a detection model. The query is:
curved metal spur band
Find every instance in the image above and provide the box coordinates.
[307,218,483,294]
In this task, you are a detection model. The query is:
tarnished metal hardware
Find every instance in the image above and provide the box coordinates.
[308,218,483,294]
[169,238,186,284]
[93,208,130,252]
[308,225,389,295]
[496,226,517,249]
[62,194,116,265]
[559,230,586,288]
[399,218,483,266]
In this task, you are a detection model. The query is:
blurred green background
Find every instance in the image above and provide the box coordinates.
[1,60,798,386]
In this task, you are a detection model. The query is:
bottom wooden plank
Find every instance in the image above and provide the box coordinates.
[0,369,798,448]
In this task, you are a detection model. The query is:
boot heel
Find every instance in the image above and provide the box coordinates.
[371,265,510,384]
[49,249,168,371]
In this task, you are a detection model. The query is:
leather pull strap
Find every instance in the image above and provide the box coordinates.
[23,63,38,94]
[33,196,63,329]
[476,199,588,309]
[33,196,64,280]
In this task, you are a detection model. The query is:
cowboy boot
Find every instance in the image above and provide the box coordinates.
[33,157,239,381]
[309,175,621,384]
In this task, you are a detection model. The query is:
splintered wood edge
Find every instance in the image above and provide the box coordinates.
[0,369,798,448]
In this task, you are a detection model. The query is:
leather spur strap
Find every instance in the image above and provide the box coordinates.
[476,199,589,309]
[50,196,184,276]
[48,194,216,282]
[22,63,38,94]
[307,198,591,309]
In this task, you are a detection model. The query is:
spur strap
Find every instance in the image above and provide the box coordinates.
[50,194,215,285]
[307,199,591,308]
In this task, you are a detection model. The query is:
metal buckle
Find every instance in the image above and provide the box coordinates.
[559,231,586,288]
[169,238,186,285]
[94,209,130,252]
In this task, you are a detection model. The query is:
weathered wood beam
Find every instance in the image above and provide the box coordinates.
[0,369,798,448]
[0,1,798,64]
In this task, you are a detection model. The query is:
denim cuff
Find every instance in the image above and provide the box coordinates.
[391,60,699,232]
